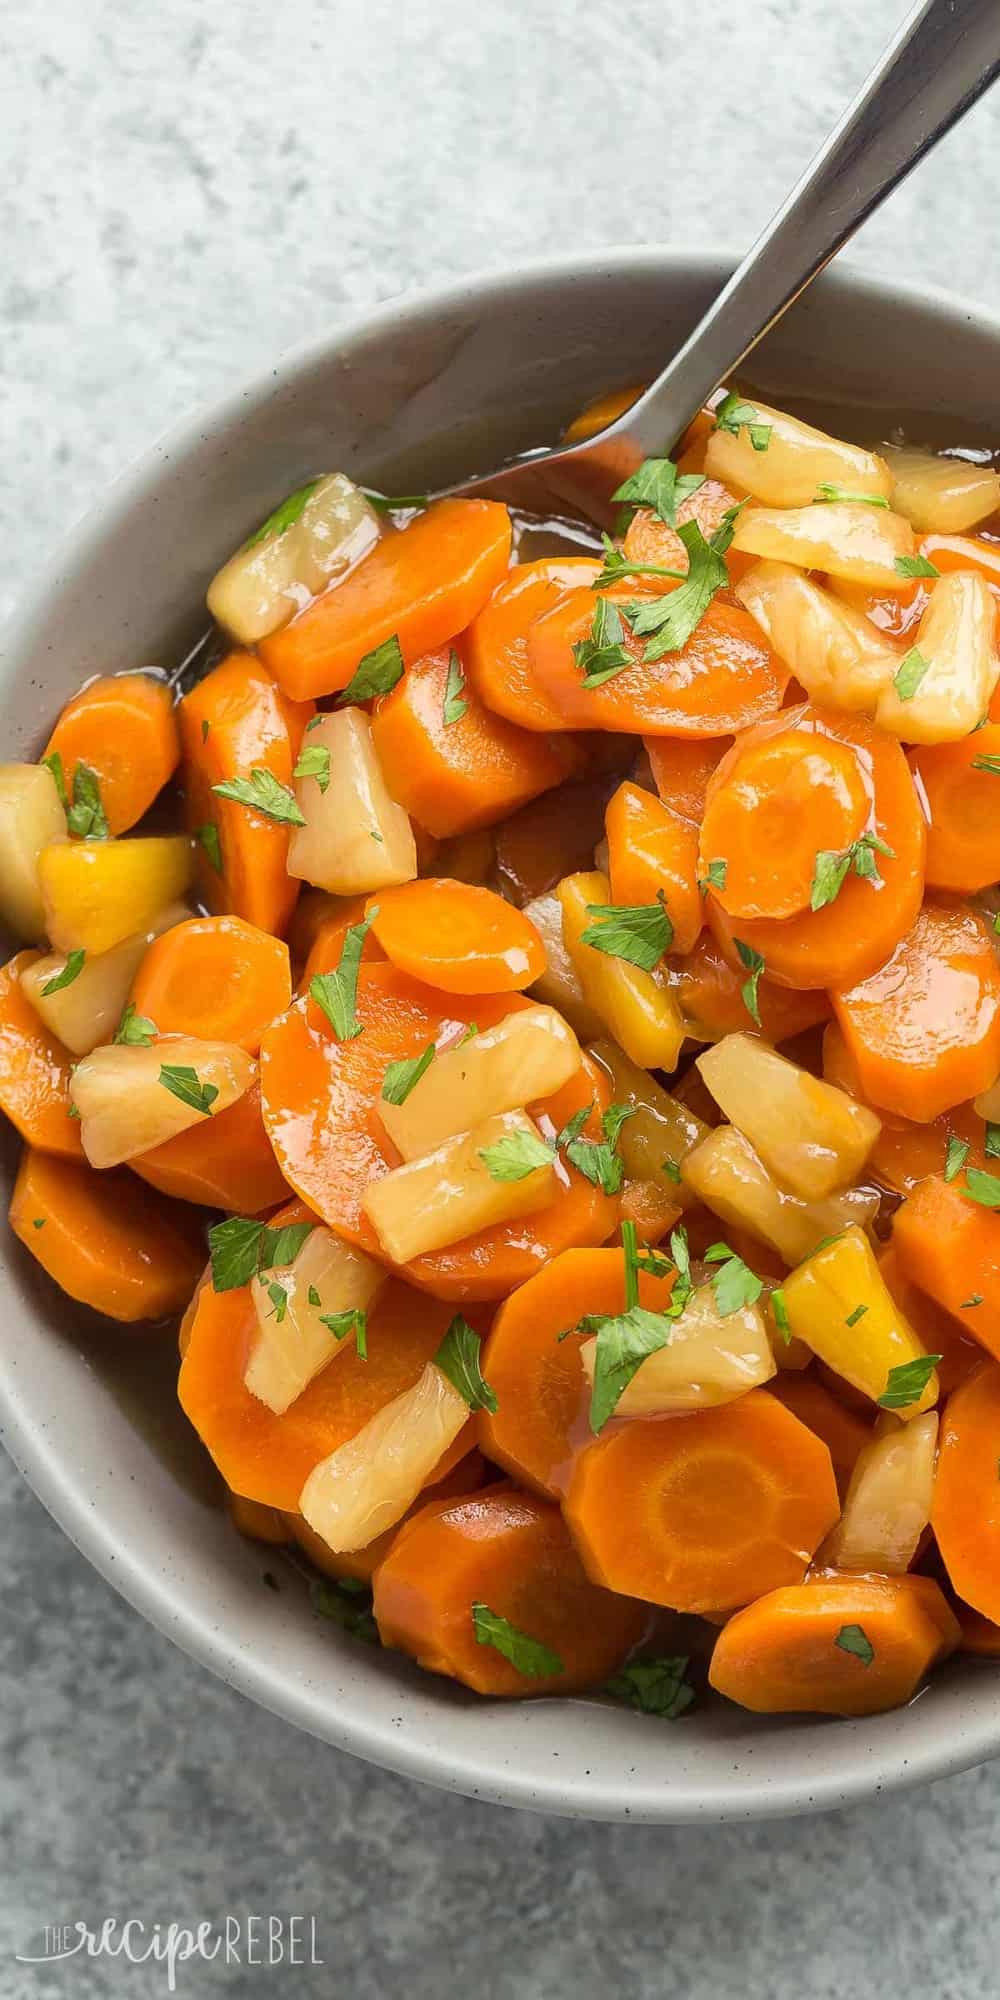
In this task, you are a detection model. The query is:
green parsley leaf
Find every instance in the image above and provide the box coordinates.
[964,1168,1000,1209]
[556,1104,592,1150]
[562,1137,624,1196]
[844,1303,868,1328]
[243,479,321,548]
[624,518,730,660]
[709,1250,763,1317]
[735,939,765,1025]
[264,1221,315,1268]
[458,1021,479,1045]
[478,1128,555,1182]
[894,553,941,579]
[770,1286,791,1344]
[309,909,378,1041]
[310,1576,378,1643]
[41,949,86,997]
[605,1655,695,1719]
[201,718,211,743]
[971,754,1000,776]
[42,750,69,810]
[593,533,685,592]
[582,1304,674,1433]
[293,743,331,793]
[835,1623,874,1667]
[892,646,932,701]
[32,1218,45,1230]
[602,1102,636,1151]
[158,1064,218,1117]
[113,1003,157,1046]
[699,858,727,895]
[662,1157,682,1185]
[442,649,468,726]
[364,490,429,515]
[267,1281,289,1324]
[985,1123,1000,1160]
[66,764,110,840]
[962,1294,983,1309]
[471,1602,563,1678]
[307,1285,321,1308]
[381,1041,436,1105]
[878,1353,942,1410]
[581,890,672,970]
[336,634,404,705]
[320,1307,367,1357]
[714,393,772,452]
[195,822,223,873]
[610,457,705,528]
[212,767,306,826]
[810,848,854,912]
[814,484,889,507]
[433,1315,498,1412]
[208,1218,265,1290]
[572,595,632,688]
[944,1136,971,1183]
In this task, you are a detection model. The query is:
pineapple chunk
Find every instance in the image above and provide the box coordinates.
[379,1005,580,1162]
[522,891,605,1041]
[38,835,193,956]
[875,571,999,744]
[782,1225,939,1419]
[557,870,685,1072]
[696,1034,880,1201]
[581,1282,774,1415]
[207,472,381,645]
[822,1410,938,1573]
[19,902,188,1056]
[731,500,915,586]
[705,401,892,509]
[362,1110,557,1264]
[587,1036,707,1202]
[0,763,67,941]
[681,1124,879,1266]
[298,1361,469,1552]
[286,708,417,894]
[885,447,1000,536]
[72,1037,254,1168]
[735,561,899,712]
[245,1227,386,1414]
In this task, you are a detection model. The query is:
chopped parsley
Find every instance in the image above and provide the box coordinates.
[734,939,765,1025]
[944,1136,970,1183]
[336,634,404,705]
[478,1128,555,1182]
[813,485,889,507]
[894,553,940,579]
[113,1003,157,1046]
[810,832,895,910]
[578,1220,691,1433]
[293,743,331,793]
[158,1064,218,1117]
[244,479,321,548]
[195,822,223,873]
[571,595,632,688]
[963,1168,1000,1209]
[581,891,672,970]
[433,1315,497,1413]
[770,1287,791,1343]
[208,1215,314,1293]
[309,908,378,1041]
[835,1624,874,1667]
[66,764,110,841]
[623,514,738,660]
[471,1603,563,1679]
[610,456,705,528]
[592,534,684,592]
[699,858,727,895]
[878,1353,941,1410]
[41,950,86,997]
[605,1655,695,1719]
[714,392,771,453]
[381,1041,436,1105]
[441,649,468,725]
[212,767,306,826]
[844,1303,868,1328]
[320,1307,367,1357]
[971,754,1000,776]
[704,1241,764,1316]
[892,646,932,702]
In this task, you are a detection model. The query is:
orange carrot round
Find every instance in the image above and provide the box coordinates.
[131,1080,289,1213]
[822,1020,987,1193]
[563,1389,839,1614]
[709,1575,959,1716]
[622,479,753,581]
[672,931,829,1044]
[644,733,732,824]
[605,781,702,953]
[910,722,1000,893]
[10,1147,203,1322]
[130,916,291,1052]
[373,1484,645,1696]
[300,897,387,991]
[286,1447,487,1585]
[0,953,84,1159]
[699,727,870,921]
[258,499,513,701]
[368,879,545,994]
[932,1361,1000,1624]
[877,1244,981,1397]
[258,965,617,1301]
[705,705,925,990]
[833,902,1000,1123]
[480,1246,677,1498]
[892,1175,1000,1360]
[465,557,600,731]
[769,1373,872,1492]
[44,673,180,835]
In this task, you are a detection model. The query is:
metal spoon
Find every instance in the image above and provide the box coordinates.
[451,0,1000,519]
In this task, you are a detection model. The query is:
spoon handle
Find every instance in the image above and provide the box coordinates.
[606,0,1000,459]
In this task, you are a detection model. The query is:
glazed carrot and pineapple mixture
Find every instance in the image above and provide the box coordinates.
[6,386,1000,1722]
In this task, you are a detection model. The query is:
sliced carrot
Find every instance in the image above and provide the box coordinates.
[10,1147,203,1322]
[562,384,646,442]
[178,1270,477,1509]
[705,704,925,990]
[910,722,1000,893]
[465,557,600,730]
[258,965,616,1301]
[932,1361,1000,1624]
[373,1484,645,1696]
[287,888,342,969]
[178,650,313,937]
[877,1244,981,1396]
[130,915,291,1052]
[258,499,512,700]
[229,1493,292,1544]
[44,673,180,835]
[619,1176,683,1246]
[131,1080,288,1213]
[493,777,611,904]
[300,897,387,991]
[769,1374,872,1492]
[0,953,84,1159]
[622,478,754,582]
[370,645,574,839]
[833,903,1000,1123]
[957,1605,1000,1655]
[285,1447,487,1584]
[822,1020,986,1192]
[699,726,869,921]
[367,879,545,994]
[527,585,788,737]
[563,1389,839,1613]
[605,781,702,953]
[672,931,829,1044]
[644,733,732,823]
[480,1246,677,1499]
[893,1175,1000,1358]
[709,1575,959,1717]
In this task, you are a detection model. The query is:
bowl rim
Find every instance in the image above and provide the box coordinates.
[4,241,1000,1822]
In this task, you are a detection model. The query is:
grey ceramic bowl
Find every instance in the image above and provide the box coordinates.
[3,248,999,1824]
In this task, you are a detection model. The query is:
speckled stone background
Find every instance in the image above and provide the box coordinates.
[3,2,1000,1993]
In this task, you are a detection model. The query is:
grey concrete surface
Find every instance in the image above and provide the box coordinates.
[2,1,1000,1993]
